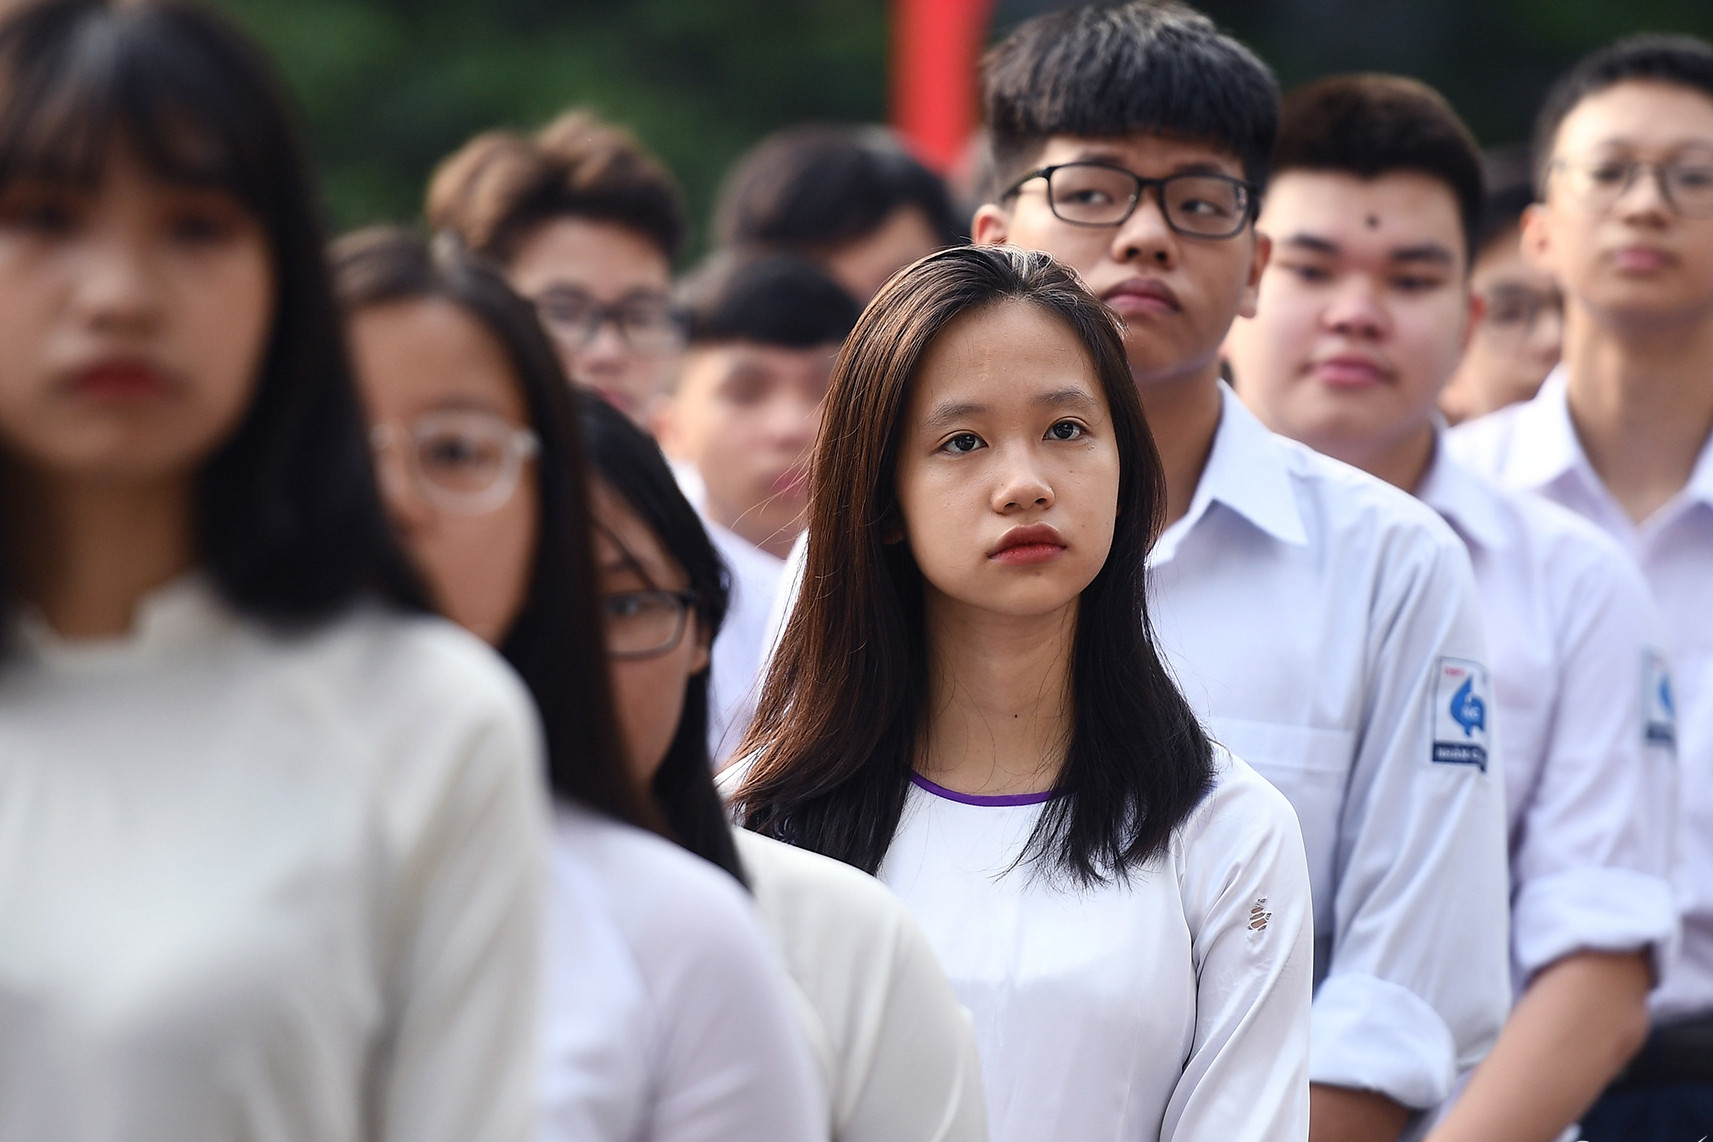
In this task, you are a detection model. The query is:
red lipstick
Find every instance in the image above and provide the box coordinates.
[70,360,170,401]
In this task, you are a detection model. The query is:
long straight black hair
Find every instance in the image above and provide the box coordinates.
[734,244,1215,884]
[0,0,423,641]
[578,396,746,884]
[333,227,656,833]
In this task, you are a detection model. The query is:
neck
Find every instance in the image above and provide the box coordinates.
[918,594,1077,797]
[4,467,197,638]
[1135,361,1224,527]
[1561,303,1713,523]
[1362,421,1439,495]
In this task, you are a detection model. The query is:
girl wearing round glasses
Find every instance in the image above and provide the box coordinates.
[731,245,1314,1142]
[336,228,826,1142]
[0,2,547,1139]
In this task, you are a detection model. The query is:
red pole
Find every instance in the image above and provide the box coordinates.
[891,0,997,175]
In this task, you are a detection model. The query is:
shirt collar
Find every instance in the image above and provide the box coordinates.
[1155,384,1309,562]
[1416,432,1511,554]
[10,573,235,669]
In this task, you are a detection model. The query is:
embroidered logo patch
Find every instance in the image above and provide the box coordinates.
[1644,650,1676,749]
[1432,657,1490,770]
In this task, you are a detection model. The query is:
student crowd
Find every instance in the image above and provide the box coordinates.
[0,1,1709,1141]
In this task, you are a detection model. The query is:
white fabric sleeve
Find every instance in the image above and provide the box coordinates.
[1162,759,1314,1142]
[1312,534,1511,1108]
[1511,549,1678,981]
[374,678,549,1142]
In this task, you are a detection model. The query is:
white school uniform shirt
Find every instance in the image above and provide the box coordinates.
[877,748,1312,1142]
[734,830,989,1142]
[1146,387,1511,1111]
[1417,446,1678,993]
[1451,365,1713,1021]
[541,807,826,1142]
[0,577,547,1142]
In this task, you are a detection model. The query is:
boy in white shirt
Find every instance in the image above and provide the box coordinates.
[656,254,857,761]
[1225,73,1677,1142]
[1449,34,1713,1141]
[970,5,1511,1139]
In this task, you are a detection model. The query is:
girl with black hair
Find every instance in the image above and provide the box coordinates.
[731,245,1315,1142]
[334,227,825,1142]
[0,3,544,1140]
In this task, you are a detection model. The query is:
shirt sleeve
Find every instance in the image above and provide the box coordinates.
[1311,531,1511,1109]
[372,671,549,1142]
[1162,758,1314,1142]
[1510,542,1678,982]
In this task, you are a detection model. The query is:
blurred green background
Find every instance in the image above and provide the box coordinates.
[211,0,1713,253]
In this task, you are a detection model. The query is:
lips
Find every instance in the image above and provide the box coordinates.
[1101,278,1181,318]
[989,523,1067,565]
[1309,353,1392,390]
[68,359,172,401]
[1609,245,1673,274]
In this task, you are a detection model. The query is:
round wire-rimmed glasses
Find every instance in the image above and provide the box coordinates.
[603,589,700,660]
[369,408,539,515]
[1002,161,1257,238]
[1549,157,1713,218]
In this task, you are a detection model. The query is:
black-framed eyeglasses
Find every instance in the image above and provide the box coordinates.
[603,589,700,660]
[533,287,690,354]
[1549,157,1713,218]
[1002,161,1257,238]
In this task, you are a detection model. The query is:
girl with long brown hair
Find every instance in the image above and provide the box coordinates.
[732,244,1315,1142]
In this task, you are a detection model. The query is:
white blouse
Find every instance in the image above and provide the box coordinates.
[541,808,827,1142]
[734,829,988,1142]
[878,749,1313,1142]
[0,577,548,1142]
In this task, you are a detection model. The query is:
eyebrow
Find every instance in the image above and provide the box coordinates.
[922,387,1100,429]
[1281,233,1455,266]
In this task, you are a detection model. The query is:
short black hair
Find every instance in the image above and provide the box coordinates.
[333,227,658,836]
[1475,146,1536,258]
[1534,33,1713,185]
[982,0,1279,199]
[0,0,422,641]
[679,252,860,349]
[713,124,965,256]
[1274,74,1485,263]
[577,395,747,886]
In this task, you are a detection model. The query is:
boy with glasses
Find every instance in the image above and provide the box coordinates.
[1226,74,1677,1142]
[972,5,1510,1139]
[427,110,688,426]
[1451,34,1713,1141]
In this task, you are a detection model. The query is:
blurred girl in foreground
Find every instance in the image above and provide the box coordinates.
[0,3,546,1140]
[732,245,1315,1142]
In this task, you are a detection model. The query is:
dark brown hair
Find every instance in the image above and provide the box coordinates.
[733,244,1214,883]
[333,226,658,834]
[425,108,685,268]
[1275,74,1485,263]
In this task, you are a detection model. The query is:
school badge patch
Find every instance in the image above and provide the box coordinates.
[1432,657,1490,771]
[1643,649,1676,749]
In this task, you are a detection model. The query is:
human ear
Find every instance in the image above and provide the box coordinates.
[972,203,1011,247]
[1519,203,1554,276]
[688,615,711,675]
[1237,229,1272,320]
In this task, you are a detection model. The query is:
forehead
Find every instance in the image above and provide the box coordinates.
[1263,170,1465,261]
[351,298,527,421]
[590,481,682,579]
[507,217,672,299]
[1032,133,1245,177]
[1554,80,1713,155]
[907,301,1103,414]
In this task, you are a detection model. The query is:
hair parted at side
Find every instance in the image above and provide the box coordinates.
[0,0,424,640]
[733,244,1215,884]
[1534,33,1713,187]
[332,226,658,835]
[981,0,1279,201]
[678,251,860,349]
[425,108,686,268]
[576,395,747,885]
[1275,74,1485,263]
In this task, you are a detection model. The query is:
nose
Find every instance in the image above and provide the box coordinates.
[992,444,1054,513]
[73,223,162,336]
[1615,166,1673,224]
[1322,275,1389,340]
[1109,189,1179,270]
[572,318,631,381]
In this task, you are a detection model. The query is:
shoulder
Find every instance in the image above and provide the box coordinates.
[1177,746,1306,866]
[736,829,918,944]
[1281,437,1468,561]
[1446,401,1528,473]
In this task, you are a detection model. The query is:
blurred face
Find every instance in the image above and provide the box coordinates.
[821,205,941,301]
[1527,81,1713,330]
[507,217,679,424]
[351,298,538,644]
[895,302,1119,626]
[973,133,1268,388]
[0,146,272,490]
[657,339,835,559]
[1227,171,1474,484]
[1440,226,1563,423]
[590,481,710,784]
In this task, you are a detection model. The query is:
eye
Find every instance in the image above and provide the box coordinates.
[1045,420,1086,441]
[1588,161,1632,187]
[167,208,240,245]
[941,432,984,454]
[1393,275,1445,293]
[1284,262,1331,284]
[0,187,80,236]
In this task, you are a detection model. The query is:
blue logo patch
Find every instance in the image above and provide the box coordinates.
[1644,650,1676,749]
[1432,658,1491,770]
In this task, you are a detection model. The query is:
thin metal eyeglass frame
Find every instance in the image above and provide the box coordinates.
[1548,157,1713,218]
[604,589,701,661]
[1001,161,1258,238]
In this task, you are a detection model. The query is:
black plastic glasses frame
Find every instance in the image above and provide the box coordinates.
[603,589,701,660]
[532,289,691,353]
[1001,161,1258,238]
